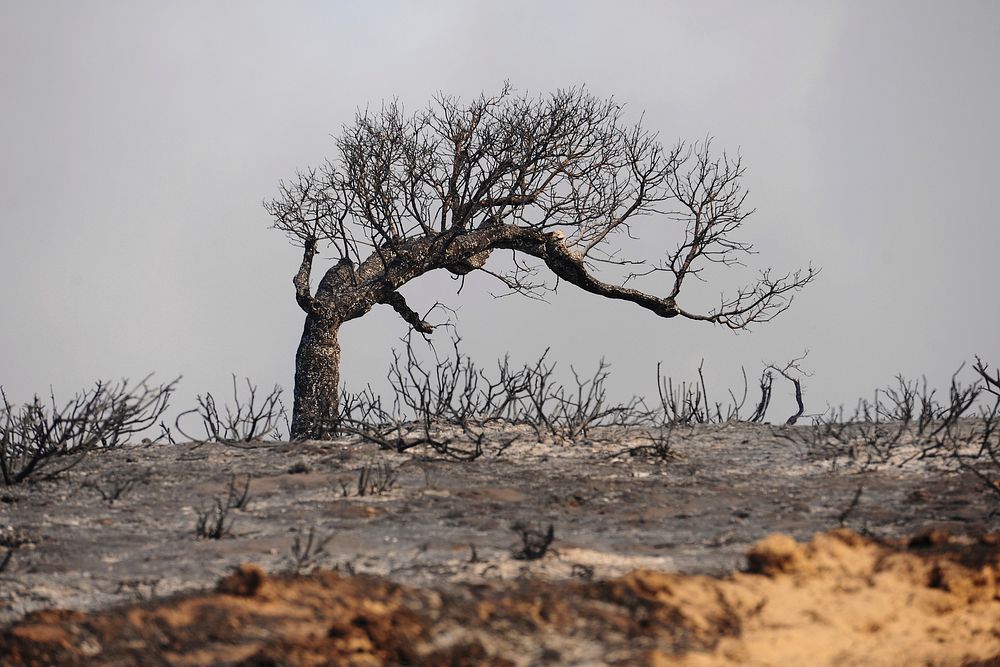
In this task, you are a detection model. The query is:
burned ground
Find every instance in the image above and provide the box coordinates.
[1,423,998,665]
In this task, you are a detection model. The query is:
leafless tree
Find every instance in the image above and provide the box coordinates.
[265,87,817,439]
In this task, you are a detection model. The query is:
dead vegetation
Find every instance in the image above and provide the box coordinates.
[510,522,556,560]
[2,350,998,518]
[1,375,999,665]
[194,475,252,540]
[174,375,287,445]
[790,358,1000,489]
[194,499,233,540]
[0,376,174,485]
[353,462,398,497]
[82,470,150,505]
[328,336,1000,509]
[284,526,333,575]
[0,528,31,577]
[335,332,818,461]
[138,347,1000,512]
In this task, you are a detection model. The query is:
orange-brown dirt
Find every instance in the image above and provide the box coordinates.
[3,528,1000,667]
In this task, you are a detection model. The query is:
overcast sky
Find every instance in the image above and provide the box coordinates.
[1,1,998,424]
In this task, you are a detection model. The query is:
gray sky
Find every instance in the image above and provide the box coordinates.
[1,1,998,422]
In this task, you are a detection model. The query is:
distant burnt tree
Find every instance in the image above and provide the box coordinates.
[265,86,816,440]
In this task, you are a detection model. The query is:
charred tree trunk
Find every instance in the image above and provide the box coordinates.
[291,313,342,440]
[288,241,353,441]
[286,240,441,440]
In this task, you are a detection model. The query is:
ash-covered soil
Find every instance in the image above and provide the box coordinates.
[1,423,997,665]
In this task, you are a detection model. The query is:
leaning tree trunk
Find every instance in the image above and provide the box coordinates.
[290,313,342,440]
[285,228,505,441]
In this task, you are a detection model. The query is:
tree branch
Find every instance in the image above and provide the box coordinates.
[293,237,319,315]
[270,90,817,335]
[675,266,818,330]
[498,228,679,319]
[379,291,435,334]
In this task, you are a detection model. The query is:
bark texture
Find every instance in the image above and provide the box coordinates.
[291,314,341,439]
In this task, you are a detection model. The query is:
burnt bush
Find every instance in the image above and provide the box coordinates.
[337,333,809,459]
[175,376,287,445]
[337,334,650,458]
[0,376,175,485]
[285,526,333,575]
[789,359,1000,504]
[193,475,253,539]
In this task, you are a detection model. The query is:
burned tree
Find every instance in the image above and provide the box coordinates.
[265,87,816,440]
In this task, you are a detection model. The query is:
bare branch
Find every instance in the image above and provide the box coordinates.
[379,291,435,334]
[292,237,319,315]
[676,266,819,330]
[497,228,679,318]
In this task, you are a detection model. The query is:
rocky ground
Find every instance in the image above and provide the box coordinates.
[1,422,998,665]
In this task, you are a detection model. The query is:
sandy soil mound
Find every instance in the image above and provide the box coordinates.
[3,529,999,666]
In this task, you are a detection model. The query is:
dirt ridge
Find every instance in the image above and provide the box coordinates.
[3,529,1000,666]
